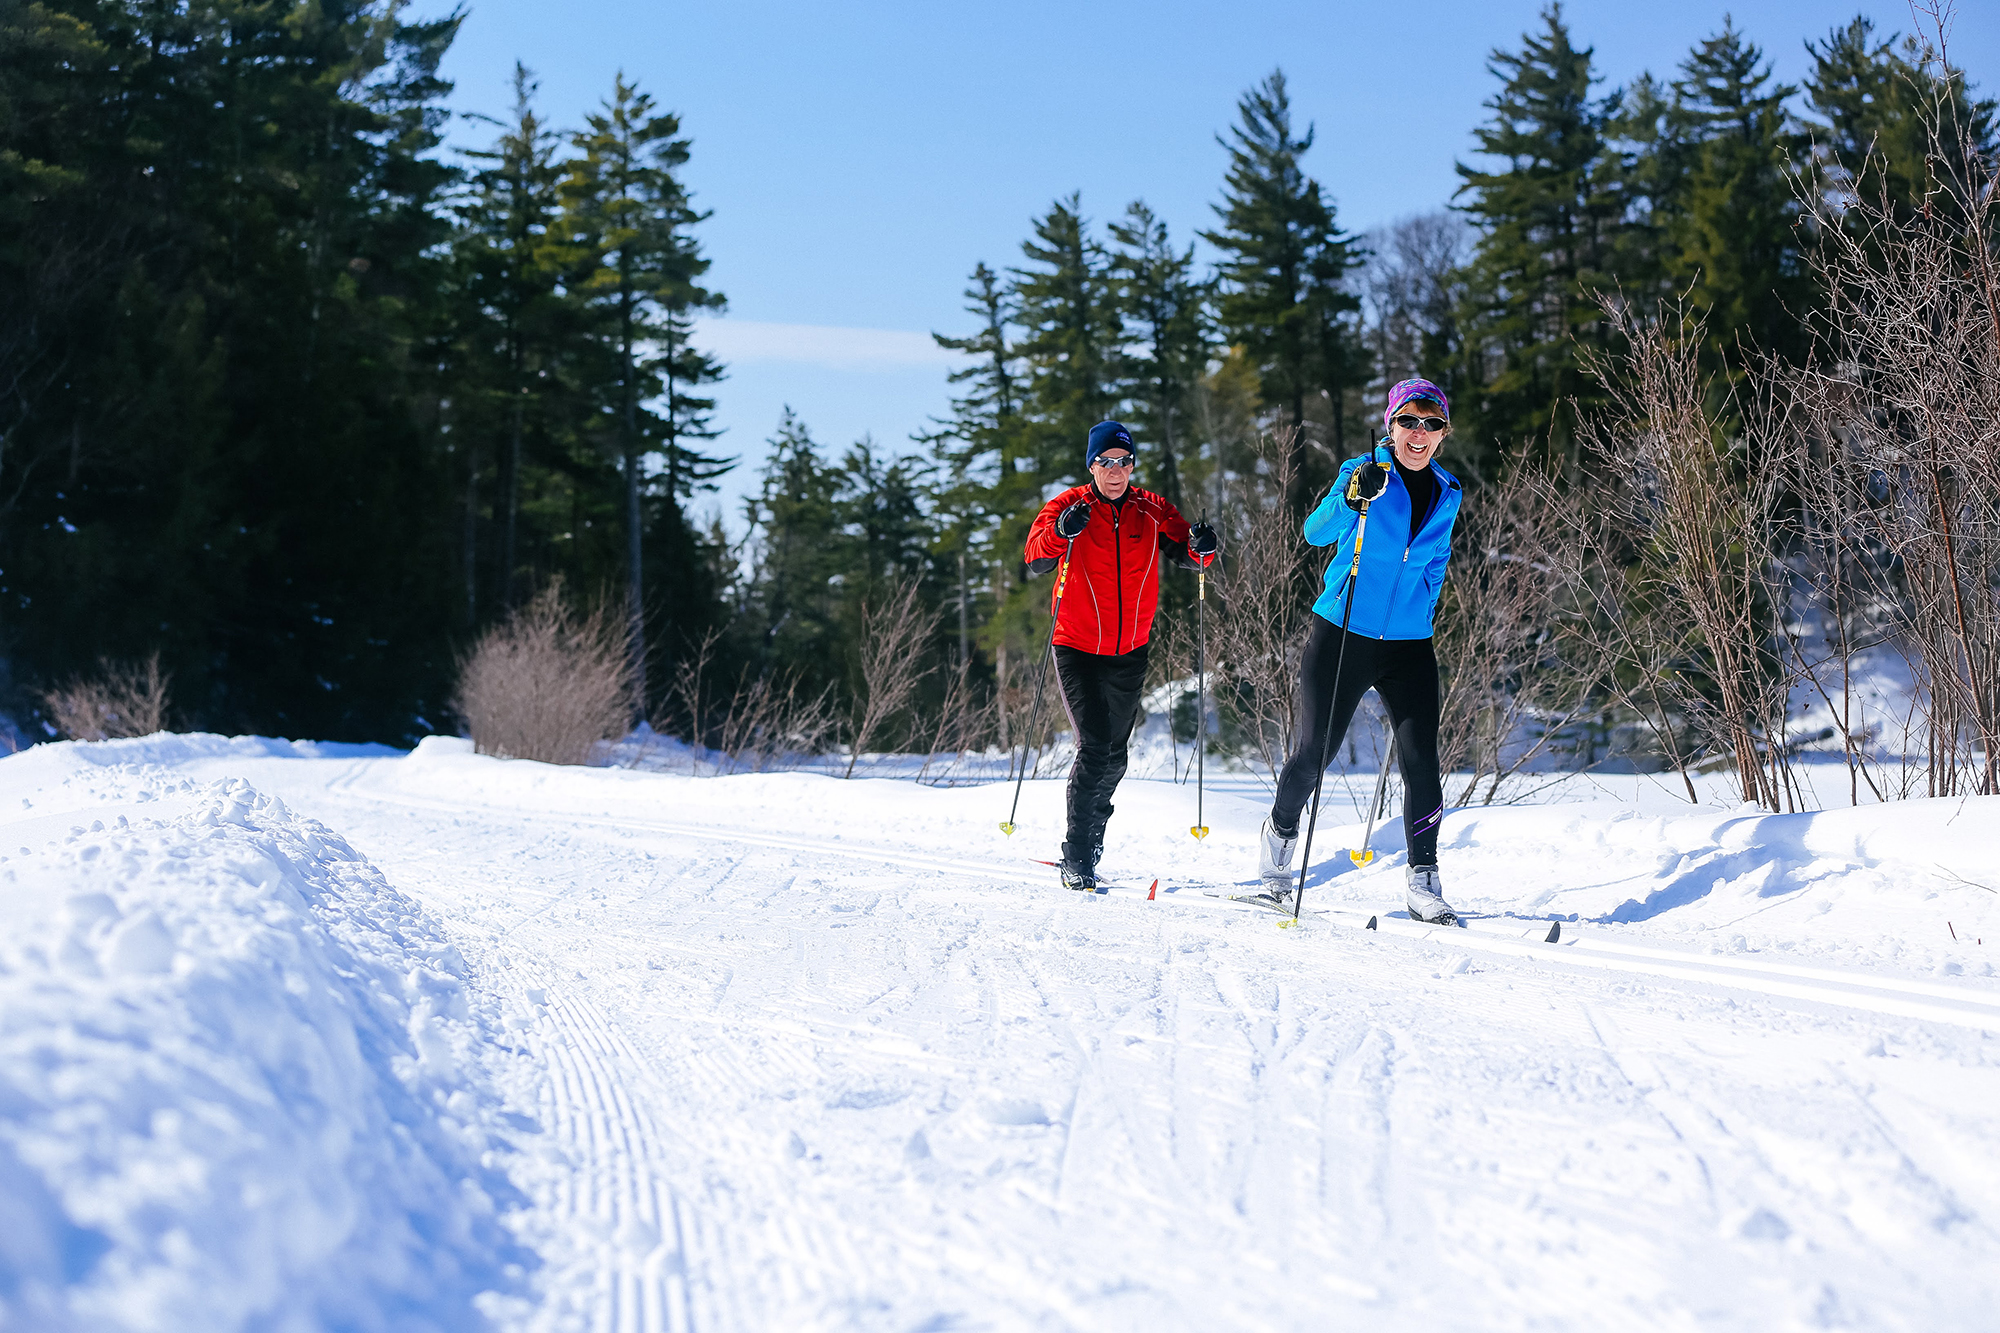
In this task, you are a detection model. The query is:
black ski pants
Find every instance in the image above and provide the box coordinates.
[1053,641,1149,863]
[1271,617,1444,866]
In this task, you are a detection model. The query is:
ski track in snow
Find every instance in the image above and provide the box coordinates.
[5,738,2000,1331]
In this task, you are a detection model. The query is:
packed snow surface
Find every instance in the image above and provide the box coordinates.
[3,734,1998,1330]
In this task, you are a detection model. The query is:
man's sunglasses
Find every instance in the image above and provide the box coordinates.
[1091,453,1137,470]
[1392,414,1448,434]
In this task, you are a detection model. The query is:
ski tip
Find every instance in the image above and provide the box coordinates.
[1366,915,1378,930]
[1190,825,1209,840]
[1147,879,1158,901]
[1349,849,1374,866]
[1545,921,1562,944]
[999,822,1016,835]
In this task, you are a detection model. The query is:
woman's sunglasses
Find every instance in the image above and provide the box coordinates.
[1392,414,1448,434]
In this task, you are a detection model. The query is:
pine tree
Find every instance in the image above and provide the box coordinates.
[1804,17,2000,226]
[923,261,1019,673]
[1456,4,1627,465]
[562,72,726,712]
[1663,22,1812,371]
[1603,71,1686,310]
[1011,194,1121,476]
[744,410,845,691]
[836,437,928,588]
[1,0,472,739]
[996,195,1121,646]
[1110,200,1210,510]
[1204,69,1360,504]
[458,65,571,613]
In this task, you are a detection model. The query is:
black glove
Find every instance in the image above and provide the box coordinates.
[1053,500,1092,540]
[1187,522,1220,557]
[1345,459,1389,512]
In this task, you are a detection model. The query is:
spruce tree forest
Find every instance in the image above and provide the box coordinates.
[8,2,2000,805]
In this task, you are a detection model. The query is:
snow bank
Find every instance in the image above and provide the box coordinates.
[0,754,524,1330]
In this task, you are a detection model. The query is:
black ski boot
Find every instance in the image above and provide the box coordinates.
[1060,839,1096,892]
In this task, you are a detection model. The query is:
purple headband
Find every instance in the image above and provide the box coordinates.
[1384,377,1450,427]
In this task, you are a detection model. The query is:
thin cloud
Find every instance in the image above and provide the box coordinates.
[691,318,967,372]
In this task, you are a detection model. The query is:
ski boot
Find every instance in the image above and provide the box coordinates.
[1405,864,1458,925]
[1060,840,1097,893]
[1258,818,1298,900]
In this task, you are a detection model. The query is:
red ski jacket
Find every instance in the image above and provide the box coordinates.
[1023,485,1206,656]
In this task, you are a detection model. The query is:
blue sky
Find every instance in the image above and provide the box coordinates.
[414,1,1996,529]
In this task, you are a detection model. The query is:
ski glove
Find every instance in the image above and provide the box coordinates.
[1188,522,1220,559]
[1345,460,1389,512]
[1053,500,1092,540]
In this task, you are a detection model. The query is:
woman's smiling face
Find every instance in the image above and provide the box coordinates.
[1388,398,1447,469]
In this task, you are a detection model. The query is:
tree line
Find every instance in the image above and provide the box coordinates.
[3,0,728,741]
[727,5,1997,795]
[7,2,1997,796]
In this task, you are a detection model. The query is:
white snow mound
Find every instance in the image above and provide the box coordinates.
[0,765,522,1331]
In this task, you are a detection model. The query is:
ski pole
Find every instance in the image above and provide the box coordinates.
[1000,539,1073,835]
[1191,551,1210,840]
[1351,721,1396,866]
[1292,479,1376,920]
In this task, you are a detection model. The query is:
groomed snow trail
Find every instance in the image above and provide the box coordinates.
[8,736,2000,1330]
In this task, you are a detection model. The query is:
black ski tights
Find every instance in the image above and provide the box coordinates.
[1053,642,1149,864]
[1270,617,1444,866]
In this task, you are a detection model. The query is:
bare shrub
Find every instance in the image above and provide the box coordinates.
[846,577,941,777]
[1753,362,1900,804]
[1433,465,1603,804]
[1776,46,2000,797]
[1541,297,1793,808]
[1207,428,1315,784]
[454,581,634,765]
[914,659,1000,785]
[660,628,840,774]
[43,653,170,741]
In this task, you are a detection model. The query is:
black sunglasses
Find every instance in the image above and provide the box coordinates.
[1392,414,1448,434]
[1091,453,1137,470]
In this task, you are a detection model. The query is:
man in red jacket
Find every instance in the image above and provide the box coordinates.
[1024,421,1219,890]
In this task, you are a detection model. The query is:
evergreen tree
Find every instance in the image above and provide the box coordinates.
[2,0,469,739]
[1664,21,1812,372]
[1456,4,1627,465]
[997,195,1121,645]
[1011,194,1121,474]
[835,438,928,588]
[1204,69,1361,504]
[923,261,1020,674]
[458,65,571,614]
[1804,16,2000,226]
[1109,200,1211,510]
[1602,71,1686,308]
[562,72,726,711]
[743,410,846,692]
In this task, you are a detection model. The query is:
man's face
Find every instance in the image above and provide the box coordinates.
[1090,449,1135,499]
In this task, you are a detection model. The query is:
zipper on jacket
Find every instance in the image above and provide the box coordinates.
[1112,504,1124,654]
[1384,472,1445,634]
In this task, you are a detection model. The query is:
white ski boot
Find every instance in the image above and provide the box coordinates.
[1405,864,1458,925]
[1258,819,1298,900]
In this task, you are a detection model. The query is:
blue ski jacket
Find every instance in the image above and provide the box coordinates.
[1305,444,1463,640]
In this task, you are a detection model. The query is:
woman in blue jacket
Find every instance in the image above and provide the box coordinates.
[1258,378,1464,923]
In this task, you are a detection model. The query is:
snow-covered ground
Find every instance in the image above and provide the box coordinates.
[4,733,1998,1331]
